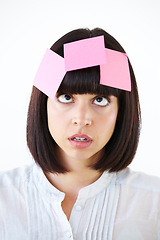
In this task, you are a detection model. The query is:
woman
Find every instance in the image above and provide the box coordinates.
[0,28,160,239]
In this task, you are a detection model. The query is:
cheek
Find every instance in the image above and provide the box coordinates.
[47,105,58,136]
[47,107,69,140]
[99,111,118,137]
[48,112,60,132]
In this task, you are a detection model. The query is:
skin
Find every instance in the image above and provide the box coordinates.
[46,93,118,219]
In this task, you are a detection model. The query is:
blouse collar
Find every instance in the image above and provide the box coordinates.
[32,163,117,203]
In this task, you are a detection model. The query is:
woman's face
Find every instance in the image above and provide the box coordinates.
[47,93,118,167]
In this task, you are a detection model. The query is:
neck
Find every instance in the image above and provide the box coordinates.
[45,148,104,195]
[45,166,102,195]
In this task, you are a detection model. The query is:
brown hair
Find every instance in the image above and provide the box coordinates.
[27,28,141,173]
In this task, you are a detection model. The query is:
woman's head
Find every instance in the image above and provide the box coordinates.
[27,28,141,173]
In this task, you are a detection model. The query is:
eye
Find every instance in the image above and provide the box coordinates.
[93,96,110,107]
[57,94,73,103]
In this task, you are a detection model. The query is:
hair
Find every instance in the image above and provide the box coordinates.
[27,28,141,173]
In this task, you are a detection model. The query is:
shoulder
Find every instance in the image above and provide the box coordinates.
[0,164,36,217]
[114,169,160,238]
[0,164,35,237]
[116,168,160,217]
[0,164,34,188]
[117,168,160,193]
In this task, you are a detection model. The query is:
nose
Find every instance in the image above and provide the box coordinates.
[72,102,93,127]
[72,118,92,126]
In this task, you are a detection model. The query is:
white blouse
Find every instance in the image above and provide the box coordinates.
[0,163,160,240]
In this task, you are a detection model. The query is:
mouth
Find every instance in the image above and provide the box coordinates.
[71,137,89,142]
[68,134,93,149]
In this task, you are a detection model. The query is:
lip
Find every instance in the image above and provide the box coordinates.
[68,134,93,149]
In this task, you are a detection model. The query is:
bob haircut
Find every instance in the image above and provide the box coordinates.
[27,28,141,173]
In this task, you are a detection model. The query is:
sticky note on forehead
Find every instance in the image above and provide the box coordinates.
[64,35,106,71]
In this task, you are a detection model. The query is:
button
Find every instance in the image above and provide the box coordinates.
[66,231,72,238]
[75,205,82,211]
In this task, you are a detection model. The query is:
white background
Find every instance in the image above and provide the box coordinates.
[0,0,160,176]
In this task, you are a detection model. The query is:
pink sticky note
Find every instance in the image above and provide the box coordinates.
[64,36,106,71]
[100,49,131,91]
[33,49,66,99]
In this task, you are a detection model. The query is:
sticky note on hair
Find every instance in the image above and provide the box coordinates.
[33,49,66,99]
[64,35,106,71]
[100,49,131,91]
